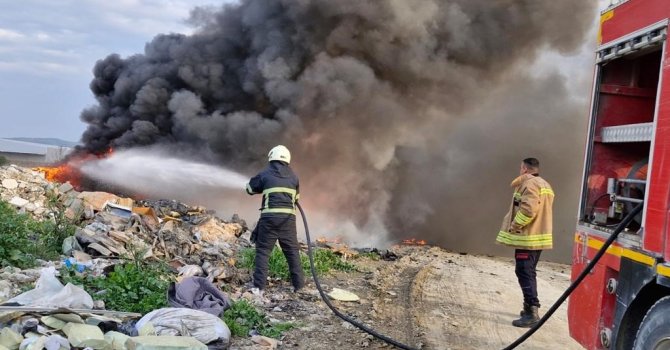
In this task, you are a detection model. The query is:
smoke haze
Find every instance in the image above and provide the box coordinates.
[77,0,598,261]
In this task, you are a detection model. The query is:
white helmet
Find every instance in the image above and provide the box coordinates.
[268,145,291,164]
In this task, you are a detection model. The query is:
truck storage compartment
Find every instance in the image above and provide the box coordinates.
[581,47,662,231]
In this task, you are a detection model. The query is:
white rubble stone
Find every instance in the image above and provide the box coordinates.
[1,179,18,189]
[0,280,13,303]
[8,196,29,208]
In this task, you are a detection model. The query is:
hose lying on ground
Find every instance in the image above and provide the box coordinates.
[297,202,419,350]
[297,202,643,350]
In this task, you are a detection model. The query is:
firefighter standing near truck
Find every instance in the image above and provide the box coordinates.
[246,145,305,293]
[496,157,555,328]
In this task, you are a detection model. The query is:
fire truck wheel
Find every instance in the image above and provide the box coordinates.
[633,296,670,350]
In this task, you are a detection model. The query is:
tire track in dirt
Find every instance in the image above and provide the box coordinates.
[371,264,421,348]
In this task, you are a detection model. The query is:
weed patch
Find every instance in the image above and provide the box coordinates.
[223,299,296,338]
[60,261,172,314]
[237,247,355,280]
[0,199,75,268]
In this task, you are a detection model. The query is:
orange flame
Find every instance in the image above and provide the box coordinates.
[401,238,427,246]
[316,237,343,244]
[33,148,114,189]
[34,162,83,188]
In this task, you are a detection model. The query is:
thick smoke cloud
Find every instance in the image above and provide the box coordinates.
[78,0,597,261]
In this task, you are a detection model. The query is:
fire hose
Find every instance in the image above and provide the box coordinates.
[296,202,643,350]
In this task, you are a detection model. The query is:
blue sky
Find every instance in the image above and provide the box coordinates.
[0,0,609,143]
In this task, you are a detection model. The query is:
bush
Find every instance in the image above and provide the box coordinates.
[0,199,74,268]
[0,156,8,166]
[223,299,296,338]
[60,261,172,314]
[238,247,355,280]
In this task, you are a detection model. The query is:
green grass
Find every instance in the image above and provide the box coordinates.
[238,247,356,280]
[0,156,7,166]
[0,199,75,268]
[60,261,172,314]
[223,299,297,338]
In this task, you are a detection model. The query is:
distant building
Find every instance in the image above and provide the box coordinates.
[0,138,73,166]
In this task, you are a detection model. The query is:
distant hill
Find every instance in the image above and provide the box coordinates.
[9,137,79,148]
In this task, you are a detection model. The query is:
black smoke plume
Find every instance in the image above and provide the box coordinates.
[78,0,597,261]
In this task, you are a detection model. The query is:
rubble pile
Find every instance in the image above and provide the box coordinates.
[0,164,249,285]
[0,164,393,349]
[0,165,254,349]
[0,166,54,218]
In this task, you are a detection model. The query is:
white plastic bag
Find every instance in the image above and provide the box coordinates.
[135,308,231,346]
[8,267,94,309]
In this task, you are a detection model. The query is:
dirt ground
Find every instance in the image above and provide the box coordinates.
[232,246,583,350]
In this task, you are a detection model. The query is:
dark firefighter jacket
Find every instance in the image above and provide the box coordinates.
[246,161,299,216]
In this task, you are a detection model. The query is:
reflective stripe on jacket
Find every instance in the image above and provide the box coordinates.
[496,174,554,250]
[246,161,299,216]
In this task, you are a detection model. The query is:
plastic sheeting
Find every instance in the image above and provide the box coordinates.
[7,267,94,309]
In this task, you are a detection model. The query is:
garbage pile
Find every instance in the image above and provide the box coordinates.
[0,164,249,285]
[0,164,385,349]
[0,277,232,350]
[0,165,253,349]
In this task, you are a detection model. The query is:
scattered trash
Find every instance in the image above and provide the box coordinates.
[7,267,94,309]
[167,277,230,317]
[328,288,361,302]
[135,308,231,346]
[62,323,107,349]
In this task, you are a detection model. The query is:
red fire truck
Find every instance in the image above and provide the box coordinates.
[568,0,670,349]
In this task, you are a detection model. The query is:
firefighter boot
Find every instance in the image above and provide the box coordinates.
[519,302,530,317]
[512,305,539,328]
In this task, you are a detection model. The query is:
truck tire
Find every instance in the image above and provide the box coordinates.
[633,296,670,350]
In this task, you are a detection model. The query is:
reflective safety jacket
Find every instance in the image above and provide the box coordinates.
[496,174,554,250]
[246,161,300,216]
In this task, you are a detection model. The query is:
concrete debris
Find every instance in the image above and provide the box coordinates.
[39,316,67,330]
[104,331,130,350]
[57,182,73,194]
[1,179,18,190]
[62,323,107,349]
[0,281,13,303]
[0,328,23,349]
[8,197,28,208]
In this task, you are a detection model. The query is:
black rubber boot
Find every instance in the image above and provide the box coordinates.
[512,305,539,328]
[519,302,530,317]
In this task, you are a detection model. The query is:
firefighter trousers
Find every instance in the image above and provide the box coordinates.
[515,249,542,307]
[253,215,305,291]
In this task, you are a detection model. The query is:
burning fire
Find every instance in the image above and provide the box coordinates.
[34,164,79,186]
[33,148,114,189]
[316,237,343,245]
[400,238,427,246]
